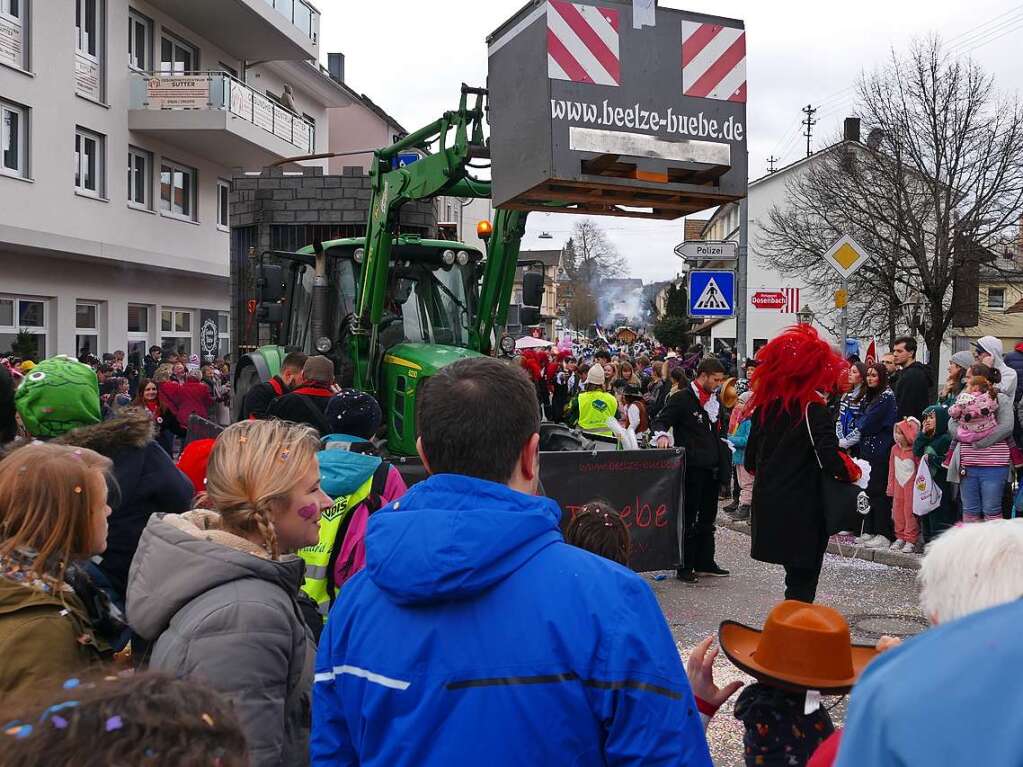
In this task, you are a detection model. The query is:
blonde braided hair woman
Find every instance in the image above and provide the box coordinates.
[127,419,331,767]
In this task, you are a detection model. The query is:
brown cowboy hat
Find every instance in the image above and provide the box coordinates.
[718,601,879,695]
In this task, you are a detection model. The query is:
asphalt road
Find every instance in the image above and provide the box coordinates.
[648,519,925,766]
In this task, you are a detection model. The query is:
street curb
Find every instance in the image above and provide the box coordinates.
[717,512,921,571]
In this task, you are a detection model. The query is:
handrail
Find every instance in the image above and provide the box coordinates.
[262,0,320,42]
[131,71,315,152]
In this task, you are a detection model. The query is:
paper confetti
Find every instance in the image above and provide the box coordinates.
[105,716,123,732]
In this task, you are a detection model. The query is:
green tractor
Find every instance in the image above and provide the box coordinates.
[233,86,545,455]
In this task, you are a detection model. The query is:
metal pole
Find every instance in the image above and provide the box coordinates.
[839,276,849,357]
[736,194,749,362]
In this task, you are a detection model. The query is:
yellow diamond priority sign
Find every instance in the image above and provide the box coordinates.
[822,235,872,279]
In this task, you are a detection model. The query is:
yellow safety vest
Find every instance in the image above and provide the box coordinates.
[299,474,374,619]
[578,390,618,435]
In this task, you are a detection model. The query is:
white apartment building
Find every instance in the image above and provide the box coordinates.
[0,0,350,364]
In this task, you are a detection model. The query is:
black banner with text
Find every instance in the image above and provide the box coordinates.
[393,449,685,573]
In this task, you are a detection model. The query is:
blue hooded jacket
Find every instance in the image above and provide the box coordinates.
[312,474,711,767]
[836,599,1023,765]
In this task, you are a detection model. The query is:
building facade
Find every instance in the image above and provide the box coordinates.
[508,249,562,339]
[0,0,344,364]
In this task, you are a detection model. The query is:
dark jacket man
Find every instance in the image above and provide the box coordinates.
[651,384,722,469]
[242,351,308,419]
[891,336,931,421]
[651,358,728,580]
[267,355,335,434]
[894,362,931,421]
[143,347,162,379]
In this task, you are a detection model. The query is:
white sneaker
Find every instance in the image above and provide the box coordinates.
[906,540,923,554]
[865,535,891,549]
[889,540,904,551]
[854,534,875,545]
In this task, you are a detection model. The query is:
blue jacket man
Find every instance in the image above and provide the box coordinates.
[312,357,711,767]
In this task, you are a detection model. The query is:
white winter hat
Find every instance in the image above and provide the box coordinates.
[585,365,606,387]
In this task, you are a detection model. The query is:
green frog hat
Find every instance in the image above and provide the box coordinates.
[14,356,101,438]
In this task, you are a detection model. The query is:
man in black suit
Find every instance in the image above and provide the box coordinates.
[652,357,729,583]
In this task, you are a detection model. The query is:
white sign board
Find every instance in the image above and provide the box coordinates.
[229,82,253,120]
[822,234,872,279]
[74,54,101,101]
[146,76,209,109]
[674,240,738,261]
[252,92,275,134]
[0,16,23,69]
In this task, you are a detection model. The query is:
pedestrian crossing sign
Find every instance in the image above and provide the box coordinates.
[688,270,736,318]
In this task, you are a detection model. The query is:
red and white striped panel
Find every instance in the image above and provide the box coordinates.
[547,1,620,87]
[680,21,746,102]
[783,287,800,313]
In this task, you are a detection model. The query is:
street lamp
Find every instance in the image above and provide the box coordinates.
[902,296,924,335]
[796,304,815,326]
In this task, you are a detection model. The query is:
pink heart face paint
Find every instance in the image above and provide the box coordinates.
[297,504,319,520]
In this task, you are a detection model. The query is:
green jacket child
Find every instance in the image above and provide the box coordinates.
[913,404,955,539]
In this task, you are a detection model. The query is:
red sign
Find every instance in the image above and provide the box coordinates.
[751,291,786,309]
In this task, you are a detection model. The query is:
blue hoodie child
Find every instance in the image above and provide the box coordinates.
[312,473,712,767]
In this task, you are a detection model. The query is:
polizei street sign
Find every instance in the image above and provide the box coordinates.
[674,240,738,261]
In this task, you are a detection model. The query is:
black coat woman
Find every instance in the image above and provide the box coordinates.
[744,325,860,603]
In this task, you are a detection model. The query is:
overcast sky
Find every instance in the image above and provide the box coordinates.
[319,1,1023,283]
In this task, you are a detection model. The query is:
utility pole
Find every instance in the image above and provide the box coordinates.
[766,155,779,173]
[801,104,817,158]
[736,165,749,364]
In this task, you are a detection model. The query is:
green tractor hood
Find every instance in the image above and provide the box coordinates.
[381,342,482,456]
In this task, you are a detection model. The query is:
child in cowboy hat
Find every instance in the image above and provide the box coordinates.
[688,601,880,767]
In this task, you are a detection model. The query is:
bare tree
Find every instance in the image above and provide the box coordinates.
[759,37,1023,384]
[568,283,598,331]
[568,219,628,285]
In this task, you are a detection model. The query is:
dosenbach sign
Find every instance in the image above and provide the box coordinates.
[674,240,738,261]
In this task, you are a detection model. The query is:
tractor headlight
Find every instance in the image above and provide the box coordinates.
[353,247,365,264]
[442,249,456,266]
[456,250,469,266]
[316,336,333,353]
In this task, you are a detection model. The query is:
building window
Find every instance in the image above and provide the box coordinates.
[75,301,101,357]
[128,146,150,208]
[0,295,47,360]
[127,304,149,368]
[128,304,148,333]
[74,0,104,101]
[160,160,196,220]
[988,287,1006,311]
[0,0,27,71]
[128,9,151,71]
[161,308,192,356]
[217,179,230,230]
[159,31,196,75]
[1,100,26,177]
[75,127,104,197]
[216,310,230,359]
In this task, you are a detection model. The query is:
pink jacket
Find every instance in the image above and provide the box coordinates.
[333,465,407,589]
[887,418,920,497]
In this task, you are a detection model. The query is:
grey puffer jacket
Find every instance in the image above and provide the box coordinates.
[127,511,314,767]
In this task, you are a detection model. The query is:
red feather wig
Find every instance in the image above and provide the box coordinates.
[748,325,849,422]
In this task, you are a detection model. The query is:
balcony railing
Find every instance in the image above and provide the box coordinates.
[130,71,315,155]
[262,0,319,45]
